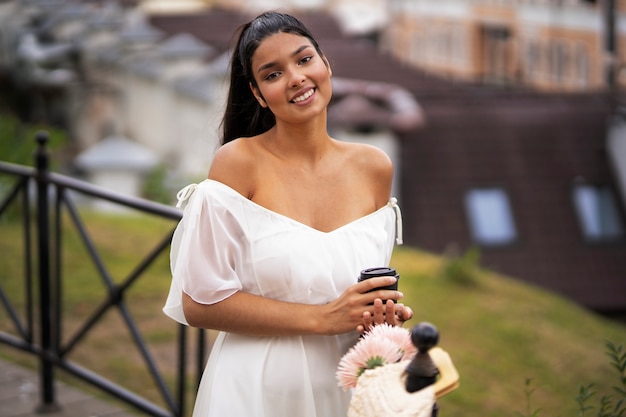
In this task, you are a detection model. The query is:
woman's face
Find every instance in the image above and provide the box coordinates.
[250,32,332,125]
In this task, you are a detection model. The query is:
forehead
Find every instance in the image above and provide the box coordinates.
[252,32,314,65]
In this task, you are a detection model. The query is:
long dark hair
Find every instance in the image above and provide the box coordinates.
[220,12,324,144]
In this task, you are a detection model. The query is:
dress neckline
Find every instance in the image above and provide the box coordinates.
[176,179,403,243]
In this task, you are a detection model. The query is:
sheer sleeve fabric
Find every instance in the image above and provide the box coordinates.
[163,181,245,325]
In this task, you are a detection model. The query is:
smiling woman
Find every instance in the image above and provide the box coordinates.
[249,33,332,124]
[163,11,413,417]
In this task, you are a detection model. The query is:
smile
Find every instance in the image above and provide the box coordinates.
[291,89,315,103]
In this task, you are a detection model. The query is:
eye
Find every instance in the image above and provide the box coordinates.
[264,71,281,81]
[299,55,313,65]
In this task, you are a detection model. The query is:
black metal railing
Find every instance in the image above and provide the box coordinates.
[0,131,206,416]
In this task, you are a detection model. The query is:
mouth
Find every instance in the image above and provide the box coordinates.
[290,88,315,104]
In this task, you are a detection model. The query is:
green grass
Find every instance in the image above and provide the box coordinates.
[0,207,181,411]
[394,247,626,416]
[1,209,625,416]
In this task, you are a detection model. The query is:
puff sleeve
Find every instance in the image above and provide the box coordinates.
[163,182,245,325]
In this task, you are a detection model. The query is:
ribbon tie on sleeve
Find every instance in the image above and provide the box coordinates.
[175,183,198,208]
[389,197,403,245]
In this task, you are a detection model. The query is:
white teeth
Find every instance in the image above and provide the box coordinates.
[293,89,314,103]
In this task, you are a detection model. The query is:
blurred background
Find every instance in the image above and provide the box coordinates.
[2,0,624,317]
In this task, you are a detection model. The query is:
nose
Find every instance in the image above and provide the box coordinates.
[288,67,306,88]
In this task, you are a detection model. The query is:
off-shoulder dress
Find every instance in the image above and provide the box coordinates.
[163,179,402,417]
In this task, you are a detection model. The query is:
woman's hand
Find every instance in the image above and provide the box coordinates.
[320,276,405,335]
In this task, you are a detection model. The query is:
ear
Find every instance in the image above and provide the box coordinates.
[249,82,267,108]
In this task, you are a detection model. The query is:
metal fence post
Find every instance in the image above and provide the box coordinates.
[34,131,60,413]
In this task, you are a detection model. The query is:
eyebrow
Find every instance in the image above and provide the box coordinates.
[256,45,312,74]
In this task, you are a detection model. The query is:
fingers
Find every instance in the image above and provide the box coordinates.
[385,299,396,324]
[356,300,415,333]
[357,276,398,292]
[358,310,374,335]
[372,298,385,325]
[401,305,414,322]
[361,299,397,329]
[355,306,379,335]
[392,303,413,325]
[353,276,403,305]
[351,276,411,333]
[373,299,402,325]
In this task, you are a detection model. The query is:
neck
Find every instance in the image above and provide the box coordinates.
[263,115,331,166]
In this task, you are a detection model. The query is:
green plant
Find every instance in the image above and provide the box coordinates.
[576,383,594,417]
[517,341,626,417]
[0,112,68,166]
[439,245,482,286]
[602,340,626,417]
[597,395,616,417]
[141,163,172,205]
[577,341,626,417]
[0,112,69,223]
[515,378,542,417]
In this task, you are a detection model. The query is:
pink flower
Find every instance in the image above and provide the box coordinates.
[336,323,416,391]
[368,323,417,361]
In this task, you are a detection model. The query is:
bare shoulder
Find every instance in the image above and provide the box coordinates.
[340,141,394,206]
[352,142,393,172]
[208,138,258,198]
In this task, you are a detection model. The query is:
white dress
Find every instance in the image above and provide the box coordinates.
[163,179,402,417]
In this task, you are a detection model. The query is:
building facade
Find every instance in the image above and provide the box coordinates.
[384,0,626,92]
[380,0,626,313]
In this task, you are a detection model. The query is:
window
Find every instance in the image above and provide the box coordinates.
[573,184,625,242]
[482,25,511,85]
[524,40,539,82]
[554,41,568,84]
[465,188,518,245]
[573,43,589,88]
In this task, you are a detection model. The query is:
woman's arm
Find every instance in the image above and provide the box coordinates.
[182,276,404,337]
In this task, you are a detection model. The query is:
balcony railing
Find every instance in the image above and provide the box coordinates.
[0,131,205,417]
